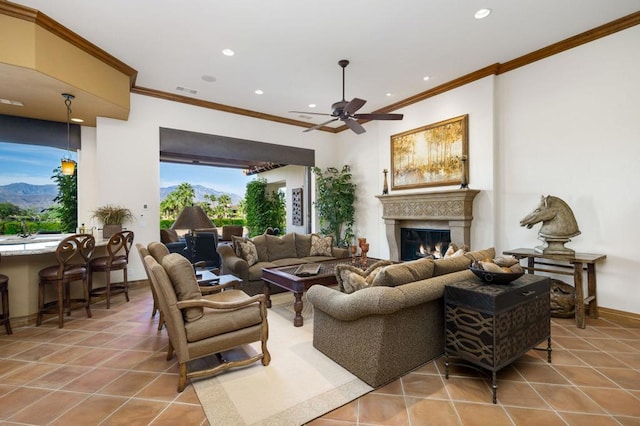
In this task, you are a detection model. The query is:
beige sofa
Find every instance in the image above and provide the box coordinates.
[217,233,349,296]
[306,247,495,388]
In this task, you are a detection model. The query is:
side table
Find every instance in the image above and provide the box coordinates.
[196,269,241,295]
[503,248,606,328]
[444,274,551,403]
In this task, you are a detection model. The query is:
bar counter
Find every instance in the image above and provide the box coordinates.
[0,234,108,328]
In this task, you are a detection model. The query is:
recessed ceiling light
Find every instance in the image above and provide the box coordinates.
[254,89,264,95]
[222,48,235,56]
[423,76,430,81]
[386,93,392,97]
[474,8,491,19]
[308,104,316,108]
[71,118,84,123]
[201,75,216,82]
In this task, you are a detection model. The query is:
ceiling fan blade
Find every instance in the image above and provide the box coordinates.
[353,113,404,120]
[289,111,334,117]
[303,117,339,132]
[343,98,366,115]
[344,118,366,134]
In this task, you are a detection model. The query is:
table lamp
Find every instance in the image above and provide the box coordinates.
[171,206,214,262]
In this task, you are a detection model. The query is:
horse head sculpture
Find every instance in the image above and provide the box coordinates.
[520,195,580,254]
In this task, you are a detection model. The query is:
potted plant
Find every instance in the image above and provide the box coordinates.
[312,165,356,247]
[92,204,134,239]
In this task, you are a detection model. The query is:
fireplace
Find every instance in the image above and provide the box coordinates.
[376,189,480,261]
[401,228,451,261]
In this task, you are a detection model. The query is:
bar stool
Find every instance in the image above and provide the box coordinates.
[37,234,95,328]
[89,231,134,308]
[0,252,12,335]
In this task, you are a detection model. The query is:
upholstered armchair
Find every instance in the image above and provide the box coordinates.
[160,229,187,257]
[144,253,270,392]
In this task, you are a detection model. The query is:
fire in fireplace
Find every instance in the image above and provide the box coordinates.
[401,228,451,261]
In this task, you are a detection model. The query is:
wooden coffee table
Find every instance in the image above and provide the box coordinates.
[262,257,381,327]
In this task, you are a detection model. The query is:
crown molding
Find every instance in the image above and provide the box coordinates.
[0,1,138,86]
[131,86,337,133]
[499,11,640,74]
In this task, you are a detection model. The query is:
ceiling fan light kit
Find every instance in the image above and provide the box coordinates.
[292,59,403,134]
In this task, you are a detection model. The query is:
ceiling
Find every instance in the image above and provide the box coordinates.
[2,0,639,133]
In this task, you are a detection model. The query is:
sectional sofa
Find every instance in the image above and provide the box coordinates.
[307,247,495,387]
[217,232,349,296]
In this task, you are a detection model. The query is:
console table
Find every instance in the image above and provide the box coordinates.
[444,274,551,403]
[503,248,606,329]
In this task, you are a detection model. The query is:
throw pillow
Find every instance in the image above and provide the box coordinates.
[251,234,269,262]
[265,233,297,261]
[310,234,333,256]
[238,240,259,266]
[363,259,395,285]
[294,233,312,258]
[162,253,203,322]
[335,260,395,292]
[464,247,497,262]
[432,255,473,277]
[365,266,385,285]
[231,235,249,257]
[371,258,435,287]
[341,270,370,294]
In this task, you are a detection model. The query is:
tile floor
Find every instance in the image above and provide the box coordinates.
[311,315,640,426]
[0,285,639,425]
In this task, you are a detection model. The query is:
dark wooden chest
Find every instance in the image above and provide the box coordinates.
[444,274,551,372]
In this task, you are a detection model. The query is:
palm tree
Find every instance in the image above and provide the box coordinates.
[216,194,232,218]
[174,183,195,207]
[160,192,180,219]
[160,183,196,220]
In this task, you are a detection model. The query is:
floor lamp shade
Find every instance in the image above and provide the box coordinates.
[171,206,214,232]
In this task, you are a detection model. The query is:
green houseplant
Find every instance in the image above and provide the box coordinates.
[244,179,286,237]
[92,204,134,239]
[312,165,356,247]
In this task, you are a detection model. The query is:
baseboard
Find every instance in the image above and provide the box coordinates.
[599,306,640,326]
[3,279,151,330]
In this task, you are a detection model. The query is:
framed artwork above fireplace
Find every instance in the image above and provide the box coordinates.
[390,114,469,189]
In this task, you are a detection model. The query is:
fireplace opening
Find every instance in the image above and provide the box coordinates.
[401,228,451,261]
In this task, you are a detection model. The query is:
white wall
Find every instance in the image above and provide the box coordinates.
[260,165,308,235]
[496,26,640,314]
[83,94,335,280]
[80,25,639,314]
[337,26,639,314]
[77,126,97,230]
[338,76,497,260]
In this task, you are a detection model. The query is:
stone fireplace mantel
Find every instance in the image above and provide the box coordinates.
[376,189,480,261]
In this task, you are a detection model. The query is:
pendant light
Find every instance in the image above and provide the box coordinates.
[60,93,76,176]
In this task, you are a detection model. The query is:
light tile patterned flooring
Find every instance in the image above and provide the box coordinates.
[0,285,639,425]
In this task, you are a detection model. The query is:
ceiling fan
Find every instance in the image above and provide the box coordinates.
[291,59,404,134]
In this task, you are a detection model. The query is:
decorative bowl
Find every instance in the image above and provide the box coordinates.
[470,267,524,284]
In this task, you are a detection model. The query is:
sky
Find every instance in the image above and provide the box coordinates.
[160,162,253,197]
[0,141,71,186]
[0,141,254,197]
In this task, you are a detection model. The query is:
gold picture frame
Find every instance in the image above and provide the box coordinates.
[391,114,468,190]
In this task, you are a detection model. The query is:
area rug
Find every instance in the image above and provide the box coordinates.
[192,292,373,425]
